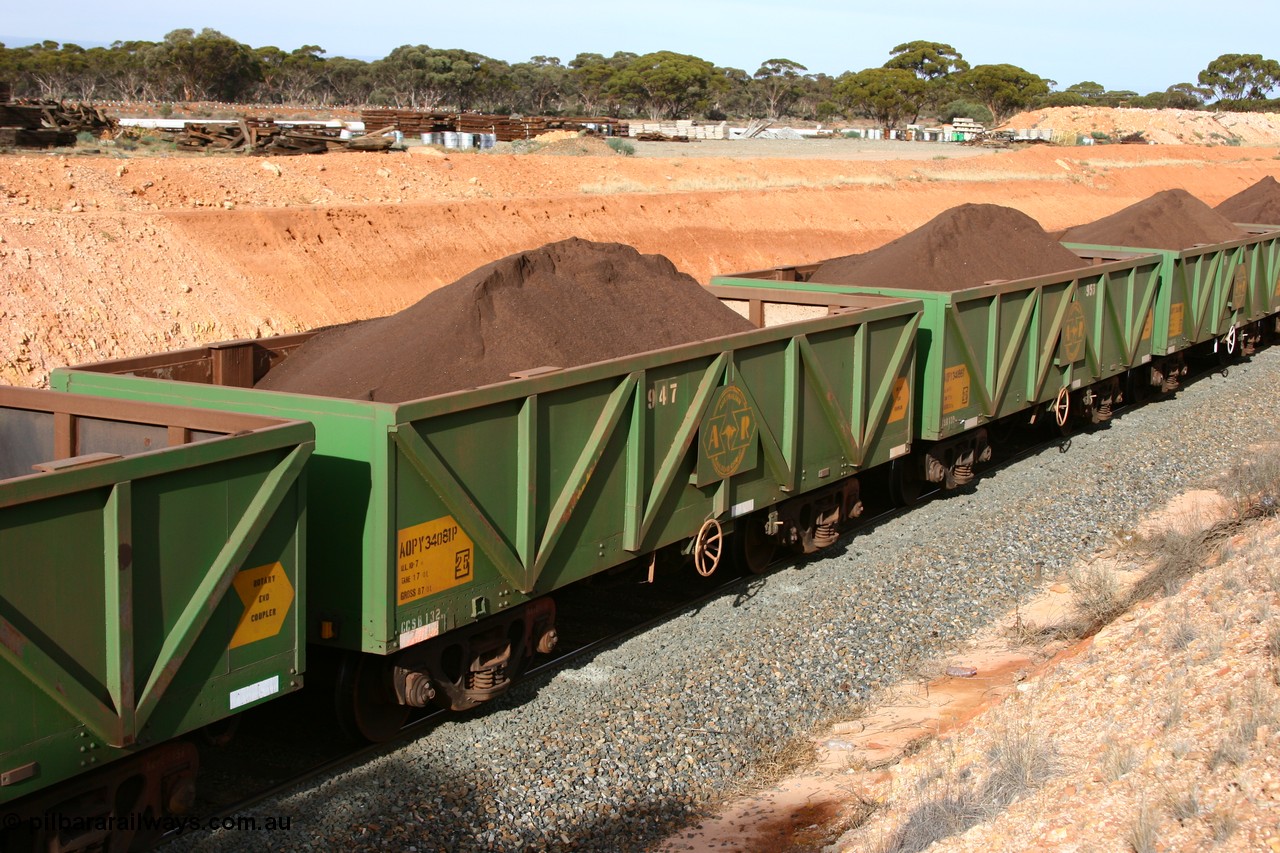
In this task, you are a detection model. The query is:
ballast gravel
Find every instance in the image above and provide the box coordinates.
[178,346,1280,853]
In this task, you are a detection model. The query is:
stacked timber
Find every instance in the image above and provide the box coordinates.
[0,98,111,148]
[360,109,454,136]
[175,120,395,155]
[626,120,727,140]
[359,109,626,143]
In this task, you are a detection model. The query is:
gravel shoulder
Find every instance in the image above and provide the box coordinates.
[170,346,1280,853]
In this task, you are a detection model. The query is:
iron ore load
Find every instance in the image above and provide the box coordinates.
[808,203,1089,291]
[5,180,1280,849]
[1214,174,1280,226]
[256,238,755,401]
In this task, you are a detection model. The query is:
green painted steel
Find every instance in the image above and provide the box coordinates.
[711,253,1163,441]
[52,300,920,659]
[1237,226,1280,321]
[1064,237,1251,353]
[0,390,311,804]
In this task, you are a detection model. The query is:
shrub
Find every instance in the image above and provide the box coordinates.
[1069,564,1122,628]
[605,138,635,156]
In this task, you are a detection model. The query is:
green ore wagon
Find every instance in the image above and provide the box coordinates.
[0,387,310,846]
[710,250,1166,496]
[1063,233,1265,369]
[1235,225,1280,339]
[53,297,921,740]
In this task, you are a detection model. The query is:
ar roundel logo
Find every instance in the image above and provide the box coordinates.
[1231,266,1247,309]
[1059,301,1086,364]
[701,384,757,479]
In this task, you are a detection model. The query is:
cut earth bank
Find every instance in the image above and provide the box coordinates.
[2,140,1279,387]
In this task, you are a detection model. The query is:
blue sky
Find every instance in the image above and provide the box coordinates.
[4,0,1279,95]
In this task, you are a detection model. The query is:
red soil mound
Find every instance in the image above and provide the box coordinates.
[810,203,1086,291]
[1060,188,1246,250]
[1214,176,1280,226]
[256,238,754,401]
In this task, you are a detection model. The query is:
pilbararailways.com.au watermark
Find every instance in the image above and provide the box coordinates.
[4,811,294,835]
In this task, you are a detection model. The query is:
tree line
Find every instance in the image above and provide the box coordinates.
[2,30,1278,127]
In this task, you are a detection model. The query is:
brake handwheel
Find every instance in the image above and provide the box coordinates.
[1053,386,1071,428]
[693,518,724,577]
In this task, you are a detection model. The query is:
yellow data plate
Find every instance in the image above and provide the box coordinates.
[942,365,971,415]
[397,516,474,605]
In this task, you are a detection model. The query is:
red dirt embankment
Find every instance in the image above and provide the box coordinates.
[1,143,1278,385]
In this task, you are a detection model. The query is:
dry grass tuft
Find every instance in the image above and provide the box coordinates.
[878,716,1055,853]
[1162,682,1184,730]
[1073,157,1202,170]
[1208,808,1240,843]
[577,178,652,194]
[1126,800,1159,853]
[744,735,819,793]
[1268,624,1280,685]
[1164,784,1202,822]
[1004,614,1073,647]
[1206,677,1275,771]
[1166,609,1198,651]
[1100,739,1140,781]
[1222,451,1280,519]
[1068,564,1123,630]
[1126,527,1216,603]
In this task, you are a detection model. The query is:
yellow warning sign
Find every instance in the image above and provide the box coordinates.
[397,516,474,606]
[889,377,909,423]
[230,562,293,649]
[1274,273,1280,298]
[942,365,971,415]
[1168,302,1185,338]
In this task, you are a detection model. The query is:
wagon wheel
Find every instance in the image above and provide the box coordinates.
[732,514,776,576]
[889,455,922,507]
[1052,386,1071,429]
[693,518,724,577]
[1126,367,1154,407]
[335,652,408,743]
